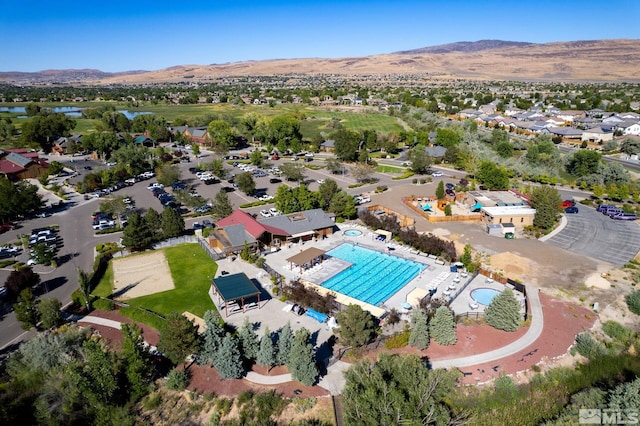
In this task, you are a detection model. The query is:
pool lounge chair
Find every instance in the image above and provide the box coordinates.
[469,301,479,310]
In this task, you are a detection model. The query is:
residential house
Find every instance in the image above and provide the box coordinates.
[621,122,640,136]
[555,110,586,123]
[320,139,335,153]
[458,108,482,120]
[184,127,209,145]
[51,134,83,155]
[543,127,583,140]
[582,127,614,143]
[424,145,447,160]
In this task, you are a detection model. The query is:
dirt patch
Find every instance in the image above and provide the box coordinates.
[488,251,536,281]
[112,251,174,299]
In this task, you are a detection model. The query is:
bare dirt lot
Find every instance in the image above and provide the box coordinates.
[112,251,174,299]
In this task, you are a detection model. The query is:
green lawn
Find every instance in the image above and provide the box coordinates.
[376,164,405,173]
[304,110,405,133]
[111,244,218,318]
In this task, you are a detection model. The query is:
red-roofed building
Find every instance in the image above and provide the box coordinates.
[0,149,49,180]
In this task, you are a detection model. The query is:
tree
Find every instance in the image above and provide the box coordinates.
[121,213,155,251]
[429,306,457,345]
[4,266,41,300]
[161,206,184,239]
[329,190,357,219]
[264,115,302,152]
[199,310,226,365]
[190,143,201,158]
[0,179,43,223]
[436,180,445,199]
[621,138,640,156]
[279,162,306,182]
[81,131,120,160]
[408,308,430,350]
[408,146,432,174]
[350,162,376,182]
[342,354,459,425]
[336,304,376,349]
[157,312,201,365]
[155,163,181,187]
[207,119,236,156]
[566,150,601,177]
[318,178,340,209]
[21,112,76,153]
[496,141,514,158]
[485,288,521,332]
[48,161,64,176]
[256,328,276,370]
[459,244,473,269]
[443,203,452,216]
[333,129,360,162]
[325,157,345,175]
[30,242,55,266]
[234,171,255,195]
[214,333,244,379]
[120,322,152,401]
[625,289,640,315]
[238,318,260,361]
[165,368,190,391]
[435,127,461,148]
[0,117,17,142]
[477,161,509,190]
[274,184,321,214]
[249,149,264,167]
[14,288,39,330]
[529,185,562,230]
[276,322,294,365]
[211,190,233,220]
[143,208,162,235]
[38,298,63,330]
[112,144,152,175]
[287,328,318,386]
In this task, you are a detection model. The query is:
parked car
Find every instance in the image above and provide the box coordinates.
[431,171,443,177]
[269,178,282,184]
[445,183,455,190]
[260,209,272,217]
[147,182,163,190]
[193,222,204,230]
[202,219,213,228]
[317,179,326,184]
[195,205,212,214]
[612,213,637,220]
[269,208,280,216]
[565,206,579,214]
[562,200,576,208]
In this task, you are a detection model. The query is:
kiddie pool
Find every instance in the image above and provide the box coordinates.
[470,288,501,305]
[343,229,363,237]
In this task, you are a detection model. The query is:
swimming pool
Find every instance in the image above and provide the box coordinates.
[321,243,425,306]
[471,288,502,305]
[343,229,363,237]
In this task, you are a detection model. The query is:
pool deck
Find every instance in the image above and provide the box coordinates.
[263,223,526,319]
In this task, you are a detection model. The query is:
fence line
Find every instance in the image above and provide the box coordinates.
[198,238,225,262]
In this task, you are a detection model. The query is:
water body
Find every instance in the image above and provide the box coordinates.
[0,106,153,119]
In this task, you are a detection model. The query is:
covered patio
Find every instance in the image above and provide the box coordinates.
[211,273,262,317]
[286,247,326,274]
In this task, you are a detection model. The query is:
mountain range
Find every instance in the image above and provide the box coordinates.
[2,39,640,84]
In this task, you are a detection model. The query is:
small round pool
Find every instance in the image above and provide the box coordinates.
[471,288,502,305]
[343,229,363,237]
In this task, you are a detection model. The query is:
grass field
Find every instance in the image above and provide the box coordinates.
[375,164,405,173]
[96,244,218,319]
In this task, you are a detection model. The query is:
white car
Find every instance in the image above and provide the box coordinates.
[259,194,274,201]
[317,179,325,184]
[147,182,163,190]
[431,171,443,177]
[269,208,280,216]
[260,209,272,218]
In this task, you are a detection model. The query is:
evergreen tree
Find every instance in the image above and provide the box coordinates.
[161,205,185,239]
[121,213,155,251]
[214,333,244,379]
[143,208,162,235]
[199,310,225,365]
[429,306,457,345]
[529,185,562,230]
[256,327,276,370]
[408,308,430,350]
[485,288,521,332]
[336,304,376,349]
[211,190,233,220]
[276,322,294,365]
[436,180,445,199]
[287,328,318,386]
[238,318,260,361]
[157,312,201,365]
[120,323,152,401]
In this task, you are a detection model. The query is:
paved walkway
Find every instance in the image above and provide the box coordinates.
[76,285,544,393]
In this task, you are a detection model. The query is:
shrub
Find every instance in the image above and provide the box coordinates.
[484,288,521,332]
[215,398,233,416]
[625,290,640,315]
[143,392,163,410]
[575,333,606,360]
[293,396,317,413]
[602,320,634,343]
[92,298,115,311]
[384,331,410,349]
[165,368,190,391]
[375,185,388,193]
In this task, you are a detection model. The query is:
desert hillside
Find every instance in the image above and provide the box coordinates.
[3,39,640,84]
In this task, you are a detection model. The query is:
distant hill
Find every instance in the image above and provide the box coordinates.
[393,39,535,54]
[2,39,640,84]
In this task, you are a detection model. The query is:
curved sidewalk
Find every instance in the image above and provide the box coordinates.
[76,288,544,390]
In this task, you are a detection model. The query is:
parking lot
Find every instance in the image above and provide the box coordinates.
[546,204,640,266]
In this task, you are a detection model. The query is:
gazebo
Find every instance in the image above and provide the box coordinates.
[210,273,262,317]
[285,247,326,273]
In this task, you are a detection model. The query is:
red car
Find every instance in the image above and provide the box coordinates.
[562,200,576,209]
[0,222,15,233]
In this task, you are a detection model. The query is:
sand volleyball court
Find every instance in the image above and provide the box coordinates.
[112,251,174,299]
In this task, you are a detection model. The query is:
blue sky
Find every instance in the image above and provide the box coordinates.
[2,0,640,72]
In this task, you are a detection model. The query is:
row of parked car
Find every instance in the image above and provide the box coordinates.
[597,204,638,220]
[27,226,60,265]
